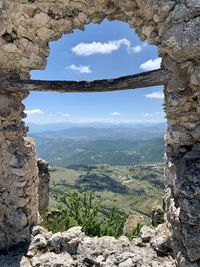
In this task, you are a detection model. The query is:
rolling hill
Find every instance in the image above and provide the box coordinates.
[31,125,165,167]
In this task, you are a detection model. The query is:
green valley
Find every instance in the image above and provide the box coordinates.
[49,164,164,220]
[32,125,166,236]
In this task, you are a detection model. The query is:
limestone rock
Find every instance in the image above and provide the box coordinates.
[151,224,172,257]
[31,252,74,267]
[0,227,175,266]
[37,158,50,214]
[161,17,200,62]
[140,226,156,242]
[119,258,133,267]
[49,226,85,254]
[0,92,38,250]
[32,225,49,237]
[151,207,165,227]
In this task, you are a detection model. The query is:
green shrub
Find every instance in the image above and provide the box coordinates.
[127,222,145,239]
[43,191,127,238]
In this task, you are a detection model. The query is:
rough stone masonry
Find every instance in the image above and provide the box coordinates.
[0,1,200,266]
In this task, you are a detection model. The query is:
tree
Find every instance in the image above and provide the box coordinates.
[43,191,127,238]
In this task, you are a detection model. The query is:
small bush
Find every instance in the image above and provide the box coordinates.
[43,191,127,238]
[127,222,145,239]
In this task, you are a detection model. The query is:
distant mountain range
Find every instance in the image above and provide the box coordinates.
[29,122,167,140]
[30,123,165,167]
[32,136,164,167]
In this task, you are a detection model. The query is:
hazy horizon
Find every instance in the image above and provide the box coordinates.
[27,121,167,133]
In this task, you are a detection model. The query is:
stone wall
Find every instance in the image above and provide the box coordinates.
[0,91,39,249]
[0,0,175,77]
[0,1,200,266]
[164,59,200,266]
[0,225,175,267]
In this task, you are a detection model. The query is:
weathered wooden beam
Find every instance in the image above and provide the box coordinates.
[1,69,170,93]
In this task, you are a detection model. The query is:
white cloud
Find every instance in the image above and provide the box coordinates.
[57,112,70,117]
[140,57,162,71]
[25,113,166,125]
[71,39,131,56]
[25,109,44,115]
[145,92,164,99]
[62,114,70,117]
[128,45,142,54]
[67,64,91,74]
[111,112,121,116]
[143,113,153,117]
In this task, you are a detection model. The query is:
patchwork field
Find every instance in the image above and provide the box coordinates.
[49,164,164,219]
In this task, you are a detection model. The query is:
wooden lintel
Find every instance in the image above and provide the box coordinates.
[0,69,170,93]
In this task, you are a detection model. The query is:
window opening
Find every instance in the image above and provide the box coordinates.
[24,19,166,238]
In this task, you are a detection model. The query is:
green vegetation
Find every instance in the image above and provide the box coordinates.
[49,164,164,213]
[43,191,126,238]
[128,222,145,239]
[34,127,166,238]
[48,164,164,235]
[33,136,164,167]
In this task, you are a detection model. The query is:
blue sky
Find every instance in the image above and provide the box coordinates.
[24,19,165,125]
